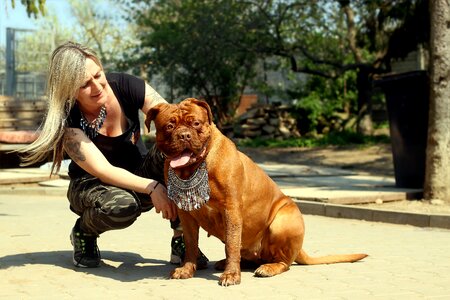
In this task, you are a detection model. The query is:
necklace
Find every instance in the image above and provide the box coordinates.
[80,105,107,139]
[167,161,211,211]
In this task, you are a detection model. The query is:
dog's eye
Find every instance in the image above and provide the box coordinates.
[166,123,174,131]
[193,121,201,127]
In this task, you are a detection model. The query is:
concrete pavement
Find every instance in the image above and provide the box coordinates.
[1,163,448,229]
[1,163,450,299]
[1,191,450,299]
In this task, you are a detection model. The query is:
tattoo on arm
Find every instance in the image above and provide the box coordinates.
[64,129,86,162]
[145,84,165,104]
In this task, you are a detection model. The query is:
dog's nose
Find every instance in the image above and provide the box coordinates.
[178,131,191,141]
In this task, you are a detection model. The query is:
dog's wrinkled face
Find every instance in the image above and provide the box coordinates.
[146,98,213,169]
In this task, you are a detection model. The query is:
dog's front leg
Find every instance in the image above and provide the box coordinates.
[170,211,199,280]
[219,207,242,286]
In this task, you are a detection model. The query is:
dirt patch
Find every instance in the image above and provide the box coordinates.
[239,144,450,215]
[239,144,394,176]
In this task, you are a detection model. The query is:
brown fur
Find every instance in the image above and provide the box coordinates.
[146,98,367,286]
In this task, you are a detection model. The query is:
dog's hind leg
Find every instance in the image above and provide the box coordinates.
[255,201,305,277]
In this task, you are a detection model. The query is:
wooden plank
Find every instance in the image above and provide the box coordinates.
[0,117,43,122]
[0,95,46,102]
[0,96,14,102]
[0,105,46,111]
[0,119,42,128]
[0,111,45,119]
[0,126,41,131]
[0,102,46,109]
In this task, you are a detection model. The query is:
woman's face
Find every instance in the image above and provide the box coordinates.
[76,57,108,112]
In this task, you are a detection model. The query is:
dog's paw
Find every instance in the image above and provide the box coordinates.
[218,271,241,286]
[170,267,194,279]
[254,262,289,277]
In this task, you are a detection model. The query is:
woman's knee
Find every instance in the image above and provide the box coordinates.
[68,178,142,233]
[81,195,141,234]
[101,190,141,221]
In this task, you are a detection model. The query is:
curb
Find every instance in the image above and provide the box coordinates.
[0,186,67,196]
[295,199,450,230]
[1,186,449,230]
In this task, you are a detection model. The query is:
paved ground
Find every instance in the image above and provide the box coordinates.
[1,191,450,299]
[1,163,450,299]
[0,163,423,204]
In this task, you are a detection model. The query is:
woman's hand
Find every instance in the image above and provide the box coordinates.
[64,128,178,220]
[149,182,177,221]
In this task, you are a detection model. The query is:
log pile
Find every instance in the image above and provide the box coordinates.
[0,96,45,132]
[233,104,300,139]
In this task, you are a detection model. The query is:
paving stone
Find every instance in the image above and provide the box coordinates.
[1,194,449,298]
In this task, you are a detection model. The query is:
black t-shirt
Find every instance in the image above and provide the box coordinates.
[67,72,148,179]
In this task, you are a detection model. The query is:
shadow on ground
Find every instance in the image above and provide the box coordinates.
[0,250,221,282]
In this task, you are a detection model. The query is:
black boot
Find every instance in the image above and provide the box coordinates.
[170,235,209,270]
[70,218,101,268]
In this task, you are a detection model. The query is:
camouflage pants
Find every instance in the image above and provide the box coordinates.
[67,144,180,235]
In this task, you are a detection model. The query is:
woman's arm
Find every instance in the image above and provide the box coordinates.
[63,127,177,220]
[141,82,167,114]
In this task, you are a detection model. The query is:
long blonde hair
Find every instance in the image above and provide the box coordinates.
[18,41,103,175]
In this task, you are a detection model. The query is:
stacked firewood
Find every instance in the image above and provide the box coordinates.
[233,104,300,139]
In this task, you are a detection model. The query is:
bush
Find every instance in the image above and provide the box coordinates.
[237,130,390,148]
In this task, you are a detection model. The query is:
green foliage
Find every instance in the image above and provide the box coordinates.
[4,0,134,75]
[5,0,427,139]
[11,0,46,18]
[67,0,138,70]
[7,0,139,74]
[128,0,259,125]
[121,0,427,132]
[237,131,390,148]
[288,70,358,133]
[2,8,72,75]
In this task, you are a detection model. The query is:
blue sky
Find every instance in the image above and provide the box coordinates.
[0,0,75,46]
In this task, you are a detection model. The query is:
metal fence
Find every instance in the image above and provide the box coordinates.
[1,27,50,100]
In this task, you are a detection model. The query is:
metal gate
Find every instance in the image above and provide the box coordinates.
[2,27,52,99]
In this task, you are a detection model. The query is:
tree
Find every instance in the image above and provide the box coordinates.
[123,0,427,133]
[9,0,46,18]
[13,12,75,74]
[241,0,428,134]
[12,0,139,72]
[424,0,450,203]
[67,0,139,71]
[2,0,140,91]
[127,0,260,126]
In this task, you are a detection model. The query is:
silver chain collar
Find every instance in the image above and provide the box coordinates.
[167,161,210,211]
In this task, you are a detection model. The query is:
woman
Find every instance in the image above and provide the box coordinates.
[18,41,207,268]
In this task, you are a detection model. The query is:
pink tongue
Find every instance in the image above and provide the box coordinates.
[170,152,192,168]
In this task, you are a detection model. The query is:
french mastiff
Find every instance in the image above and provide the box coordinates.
[146,98,367,286]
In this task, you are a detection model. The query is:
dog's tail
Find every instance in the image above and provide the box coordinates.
[295,249,368,265]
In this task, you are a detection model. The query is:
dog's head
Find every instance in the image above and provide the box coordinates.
[146,98,213,169]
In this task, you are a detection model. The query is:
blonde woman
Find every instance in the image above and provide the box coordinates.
[19,41,208,268]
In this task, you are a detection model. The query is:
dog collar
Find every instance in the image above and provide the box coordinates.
[167,161,210,211]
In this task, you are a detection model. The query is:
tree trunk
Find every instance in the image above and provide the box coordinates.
[424,0,450,203]
[356,67,374,135]
[341,1,373,135]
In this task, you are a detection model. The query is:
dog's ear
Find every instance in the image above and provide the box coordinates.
[145,103,164,131]
[186,98,213,125]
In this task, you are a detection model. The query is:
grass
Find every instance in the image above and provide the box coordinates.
[236,131,390,148]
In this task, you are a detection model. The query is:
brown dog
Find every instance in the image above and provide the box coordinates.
[146,98,367,286]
